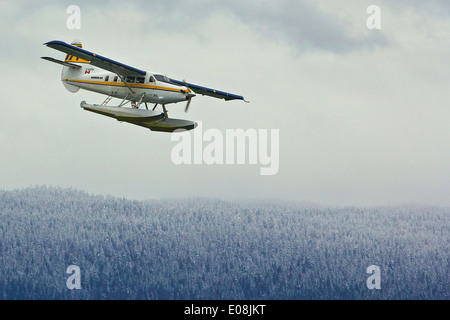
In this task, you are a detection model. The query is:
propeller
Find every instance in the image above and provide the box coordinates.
[183,80,195,113]
[185,96,193,113]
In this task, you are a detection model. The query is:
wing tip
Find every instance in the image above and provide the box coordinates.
[43,40,65,46]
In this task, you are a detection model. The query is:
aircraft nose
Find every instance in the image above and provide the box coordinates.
[184,88,196,100]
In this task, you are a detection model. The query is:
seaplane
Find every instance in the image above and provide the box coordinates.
[42,40,247,132]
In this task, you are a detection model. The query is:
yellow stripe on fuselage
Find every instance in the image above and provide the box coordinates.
[64,79,183,93]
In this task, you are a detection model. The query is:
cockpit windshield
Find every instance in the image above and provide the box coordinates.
[153,74,184,87]
[154,74,171,83]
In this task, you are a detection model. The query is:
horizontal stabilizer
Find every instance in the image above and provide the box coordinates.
[41,57,82,69]
[80,101,197,132]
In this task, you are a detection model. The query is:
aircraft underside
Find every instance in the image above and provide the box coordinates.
[80,101,197,132]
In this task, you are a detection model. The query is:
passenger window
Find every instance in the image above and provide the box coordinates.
[125,76,135,83]
[105,76,109,82]
[113,76,118,82]
[136,77,145,84]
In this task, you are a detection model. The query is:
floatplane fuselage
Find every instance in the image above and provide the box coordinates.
[62,63,195,106]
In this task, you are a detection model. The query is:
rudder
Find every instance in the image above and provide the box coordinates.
[61,40,89,93]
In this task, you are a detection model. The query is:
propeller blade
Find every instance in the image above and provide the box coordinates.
[185,97,192,113]
[182,79,196,113]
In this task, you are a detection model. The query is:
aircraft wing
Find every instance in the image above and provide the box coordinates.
[168,79,246,101]
[43,40,146,77]
[44,40,246,102]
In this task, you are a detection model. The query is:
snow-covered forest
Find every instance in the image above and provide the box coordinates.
[0,186,448,300]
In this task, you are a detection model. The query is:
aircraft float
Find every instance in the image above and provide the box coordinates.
[42,40,247,132]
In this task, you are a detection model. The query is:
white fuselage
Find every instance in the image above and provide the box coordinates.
[61,64,192,105]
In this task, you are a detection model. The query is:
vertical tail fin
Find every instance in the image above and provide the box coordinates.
[61,40,89,93]
[64,40,90,64]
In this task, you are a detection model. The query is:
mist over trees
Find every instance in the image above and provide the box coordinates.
[0,186,448,300]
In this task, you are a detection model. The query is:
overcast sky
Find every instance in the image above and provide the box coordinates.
[0,0,449,206]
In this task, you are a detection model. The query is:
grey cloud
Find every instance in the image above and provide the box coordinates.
[1,1,449,206]
[223,1,389,54]
[384,0,450,16]
[127,0,390,54]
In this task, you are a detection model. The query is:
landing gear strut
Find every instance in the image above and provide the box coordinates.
[162,105,168,119]
[152,103,168,118]
[131,93,146,109]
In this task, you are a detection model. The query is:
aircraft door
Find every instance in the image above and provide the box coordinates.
[109,75,119,97]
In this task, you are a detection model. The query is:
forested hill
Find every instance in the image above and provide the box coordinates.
[0,186,448,300]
